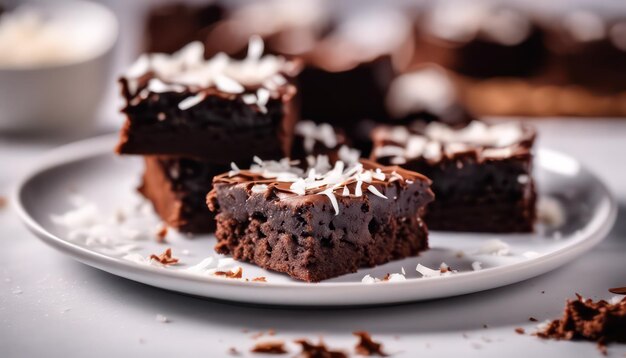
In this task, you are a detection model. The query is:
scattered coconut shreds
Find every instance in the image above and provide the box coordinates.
[214,267,243,279]
[125,36,292,100]
[416,263,455,278]
[232,154,415,215]
[250,340,287,354]
[150,248,179,265]
[476,239,511,256]
[156,314,169,323]
[362,272,406,283]
[471,261,483,271]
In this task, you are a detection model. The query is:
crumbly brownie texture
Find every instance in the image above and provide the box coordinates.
[207,156,434,282]
[536,295,626,347]
[116,38,300,164]
[139,156,227,233]
[291,120,349,160]
[372,120,536,232]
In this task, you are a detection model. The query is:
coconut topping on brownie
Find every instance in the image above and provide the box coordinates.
[294,120,340,154]
[372,120,535,164]
[213,153,428,216]
[121,36,300,107]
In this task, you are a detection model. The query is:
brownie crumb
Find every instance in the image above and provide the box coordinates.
[252,277,267,282]
[149,248,179,265]
[515,328,525,335]
[529,317,538,322]
[353,331,388,356]
[482,324,488,329]
[214,267,243,279]
[0,196,6,210]
[541,291,545,294]
[251,340,287,354]
[535,294,626,354]
[609,286,626,295]
[228,347,240,356]
[156,224,168,243]
[294,339,347,358]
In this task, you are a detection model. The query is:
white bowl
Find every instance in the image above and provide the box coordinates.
[0,1,118,133]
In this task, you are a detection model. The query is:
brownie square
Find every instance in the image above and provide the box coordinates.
[371,120,537,233]
[116,39,300,164]
[139,156,228,233]
[207,157,434,282]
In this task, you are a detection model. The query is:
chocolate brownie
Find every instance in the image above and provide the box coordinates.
[413,3,546,78]
[207,156,434,282]
[371,120,536,232]
[139,156,227,233]
[116,38,300,164]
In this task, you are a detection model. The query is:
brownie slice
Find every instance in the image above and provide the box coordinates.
[207,156,434,282]
[116,38,300,164]
[139,156,228,233]
[371,120,537,233]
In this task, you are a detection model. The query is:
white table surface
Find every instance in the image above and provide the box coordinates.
[0,119,625,357]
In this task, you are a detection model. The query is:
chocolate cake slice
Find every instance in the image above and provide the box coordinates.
[116,37,300,164]
[371,120,536,232]
[207,155,434,282]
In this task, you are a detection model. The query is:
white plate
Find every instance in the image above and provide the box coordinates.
[13,135,616,306]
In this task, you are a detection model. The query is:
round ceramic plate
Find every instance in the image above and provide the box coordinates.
[14,135,616,306]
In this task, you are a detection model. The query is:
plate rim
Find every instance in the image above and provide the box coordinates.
[11,134,618,301]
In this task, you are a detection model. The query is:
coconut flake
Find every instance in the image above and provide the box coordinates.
[156,314,169,323]
[215,74,245,94]
[342,186,350,197]
[537,197,565,228]
[367,185,388,199]
[247,34,264,60]
[386,273,406,282]
[178,93,206,110]
[471,261,483,271]
[322,188,340,215]
[416,263,442,278]
[354,180,363,197]
[476,239,511,256]
[362,274,380,284]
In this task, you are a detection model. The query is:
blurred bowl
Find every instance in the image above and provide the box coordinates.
[0,0,118,133]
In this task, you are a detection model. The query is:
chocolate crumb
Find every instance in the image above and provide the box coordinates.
[252,277,267,282]
[214,267,243,279]
[0,196,6,209]
[482,324,488,329]
[156,224,168,243]
[529,317,538,322]
[251,340,287,354]
[536,295,626,354]
[353,331,388,356]
[515,328,525,335]
[149,248,178,265]
[541,291,545,294]
[228,347,240,356]
[609,286,626,295]
[294,339,347,358]
[598,341,608,356]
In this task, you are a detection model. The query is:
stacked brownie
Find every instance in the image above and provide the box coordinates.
[208,155,434,282]
[116,37,299,233]
[371,120,537,233]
